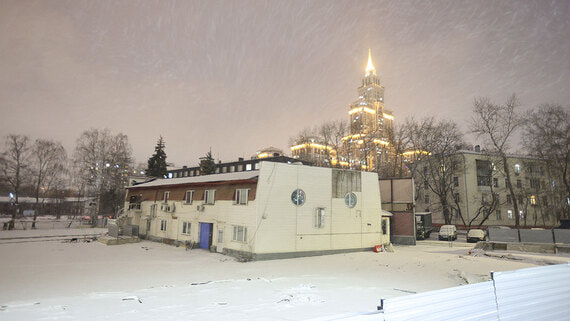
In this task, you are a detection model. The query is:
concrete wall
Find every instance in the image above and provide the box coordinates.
[253,162,382,255]
[519,229,553,243]
[554,229,570,244]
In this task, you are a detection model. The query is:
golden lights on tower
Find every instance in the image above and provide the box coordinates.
[365,48,376,76]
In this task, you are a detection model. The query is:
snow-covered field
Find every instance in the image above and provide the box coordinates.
[0,229,568,320]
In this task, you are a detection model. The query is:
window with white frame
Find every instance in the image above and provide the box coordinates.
[232,225,247,242]
[182,221,191,235]
[234,188,249,205]
[254,162,260,170]
[218,229,224,243]
[514,164,521,175]
[204,189,216,205]
[185,190,194,204]
[160,219,167,231]
[163,191,170,203]
[246,164,252,171]
[507,210,513,219]
[315,207,325,228]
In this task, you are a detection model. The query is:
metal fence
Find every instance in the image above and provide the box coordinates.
[379,263,570,321]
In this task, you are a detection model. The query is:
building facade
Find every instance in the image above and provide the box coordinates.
[415,150,561,228]
[125,162,385,260]
[344,49,394,171]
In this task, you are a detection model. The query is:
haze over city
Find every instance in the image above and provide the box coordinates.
[1,0,569,166]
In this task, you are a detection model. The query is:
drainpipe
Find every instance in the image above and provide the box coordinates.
[461,153,470,224]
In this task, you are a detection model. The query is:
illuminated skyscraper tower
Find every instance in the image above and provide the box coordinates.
[342,49,394,170]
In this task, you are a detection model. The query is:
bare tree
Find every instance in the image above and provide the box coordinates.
[471,94,524,227]
[73,129,132,224]
[0,135,30,229]
[30,139,67,228]
[407,118,466,224]
[523,104,570,220]
[319,120,348,167]
[379,123,409,177]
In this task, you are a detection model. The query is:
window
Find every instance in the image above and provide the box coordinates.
[496,210,502,220]
[234,189,249,205]
[424,180,428,189]
[518,195,523,205]
[453,177,459,187]
[542,196,548,207]
[254,163,260,170]
[222,167,227,173]
[160,219,167,231]
[514,164,521,175]
[516,180,522,188]
[291,189,306,206]
[229,166,235,173]
[505,179,510,188]
[424,194,429,204]
[237,165,243,171]
[507,194,512,204]
[423,166,428,176]
[482,193,488,204]
[315,207,325,228]
[476,160,492,186]
[345,193,357,208]
[182,222,191,235]
[163,191,170,203]
[454,193,460,203]
[493,178,499,188]
[530,195,537,206]
[519,210,525,219]
[218,229,224,243]
[246,164,252,171]
[204,189,216,205]
[530,179,540,189]
[232,226,247,242]
[185,190,194,204]
[150,204,157,217]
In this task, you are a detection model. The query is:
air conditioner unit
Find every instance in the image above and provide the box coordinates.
[197,204,205,212]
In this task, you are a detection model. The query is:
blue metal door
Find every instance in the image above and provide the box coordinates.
[199,223,211,249]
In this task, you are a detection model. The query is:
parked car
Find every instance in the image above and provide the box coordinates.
[467,229,486,243]
[438,225,457,241]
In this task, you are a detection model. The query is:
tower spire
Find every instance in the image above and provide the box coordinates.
[365,48,376,76]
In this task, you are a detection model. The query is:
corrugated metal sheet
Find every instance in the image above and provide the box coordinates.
[382,281,498,321]
[493,263,570,321]
[379,263,570,321]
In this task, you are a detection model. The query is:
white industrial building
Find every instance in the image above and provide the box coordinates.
[125,162,386,260]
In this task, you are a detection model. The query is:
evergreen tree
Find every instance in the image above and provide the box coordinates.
[200,150,216,175]
[146,136,167,178]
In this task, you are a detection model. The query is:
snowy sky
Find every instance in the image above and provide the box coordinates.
[1,0,569,167]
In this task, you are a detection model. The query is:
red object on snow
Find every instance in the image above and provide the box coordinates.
[374,245,383,253]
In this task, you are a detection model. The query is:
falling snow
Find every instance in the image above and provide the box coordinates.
[0,0,569,165]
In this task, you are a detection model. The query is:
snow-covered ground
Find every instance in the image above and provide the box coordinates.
[0,229,568,320]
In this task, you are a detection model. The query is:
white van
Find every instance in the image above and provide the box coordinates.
[438,225,457,241]
[467,229,486,243]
